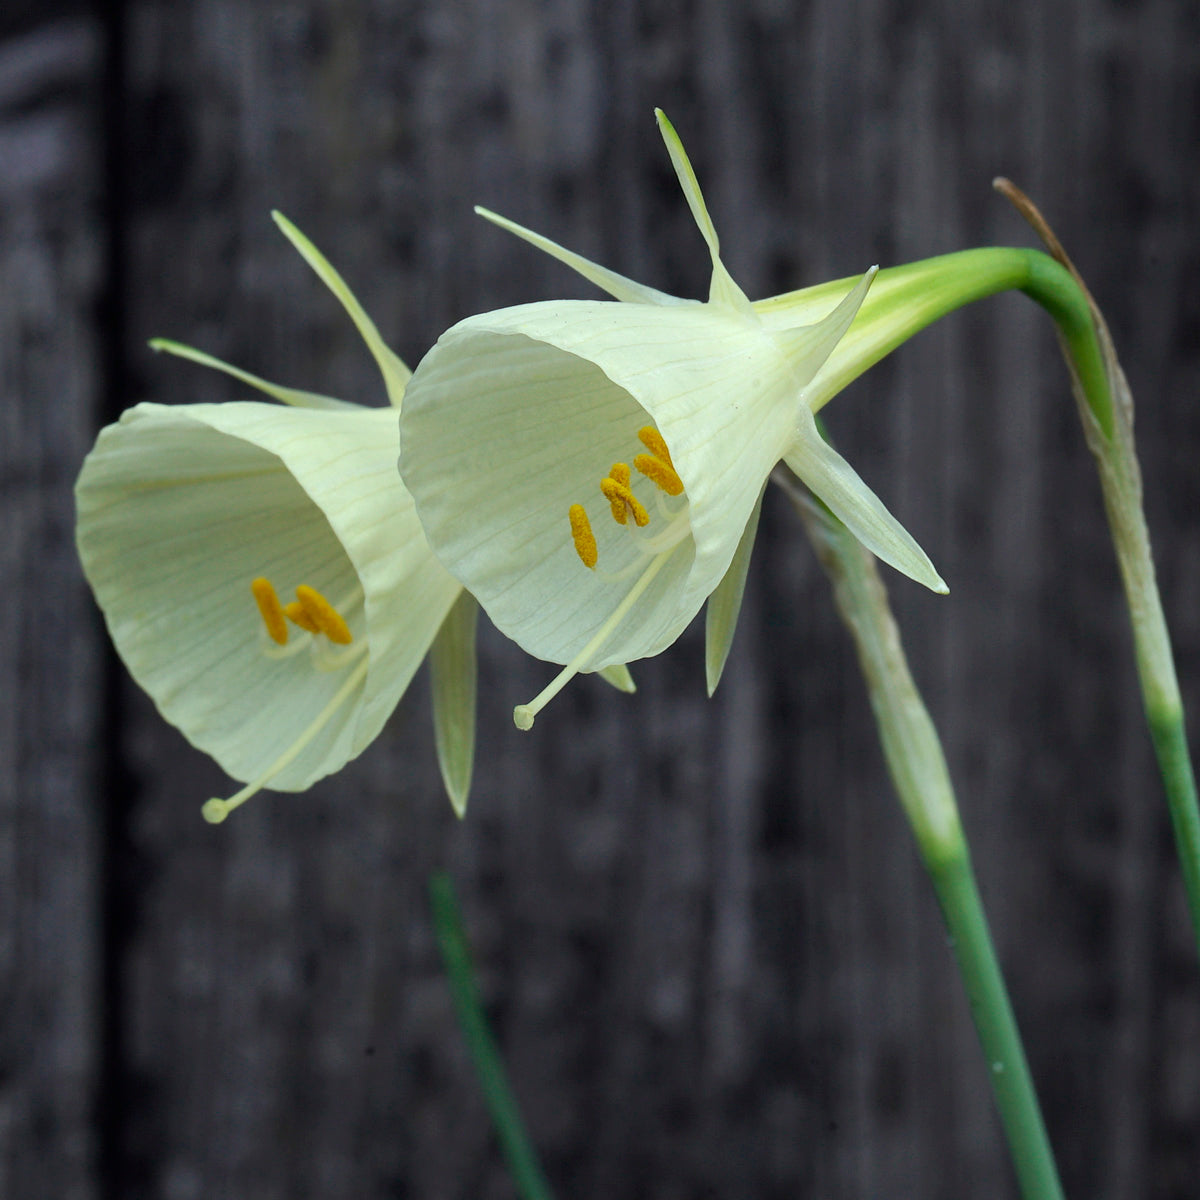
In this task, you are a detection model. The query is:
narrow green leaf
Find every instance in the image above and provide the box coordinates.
[705,485,764,696]
[429,591,478,817]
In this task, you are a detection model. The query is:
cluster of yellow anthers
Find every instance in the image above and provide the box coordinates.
[568,426,684,569]
[251,576,353,646]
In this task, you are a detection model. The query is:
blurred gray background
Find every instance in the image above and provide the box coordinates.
[3,1,1199,1197]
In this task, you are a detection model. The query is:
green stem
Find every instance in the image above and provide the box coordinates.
[927,848,1065,1200]
[1149,708,1200,939]
[780,470,1064,1200]
[756,246,1113,437]
[429,873,556,1200]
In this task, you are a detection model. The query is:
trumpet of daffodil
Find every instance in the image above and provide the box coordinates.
[398,110,947,729]
[75,214,475,819]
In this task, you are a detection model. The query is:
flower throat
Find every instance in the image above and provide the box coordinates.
[513,424,690,731]
[200,577,365,824]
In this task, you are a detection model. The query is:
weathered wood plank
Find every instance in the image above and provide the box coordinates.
[0,16,104,1200]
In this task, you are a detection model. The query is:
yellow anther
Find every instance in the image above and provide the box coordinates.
[601,463,632,522]
[294,585,353,645]
[283,600,321,634]
[251,577,289,645]
[633,453,684,496]
[569,504,598,568]
[637,426,675,471]
[600,476,650,527]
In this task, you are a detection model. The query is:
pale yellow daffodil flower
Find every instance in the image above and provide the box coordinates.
[76,215,473,819]
[399,111,946,728]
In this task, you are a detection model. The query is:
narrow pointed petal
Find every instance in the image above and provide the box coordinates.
[705,484,764,696]
[429,590,479,818]
[784,406,947,594]
[653,109,720,259]
[474,207,686,307]
[774,267,877,391]
[149,339,359,411]
[597,663,637,693]
[653,109,751,313]
[271,211,411,407]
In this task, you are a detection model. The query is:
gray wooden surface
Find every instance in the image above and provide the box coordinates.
[3,2,1199,1197]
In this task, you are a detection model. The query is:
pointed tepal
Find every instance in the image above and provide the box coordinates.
[653,108,753,313]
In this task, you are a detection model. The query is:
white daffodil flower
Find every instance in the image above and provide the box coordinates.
[399,110,946,728]
[76,215,468,820]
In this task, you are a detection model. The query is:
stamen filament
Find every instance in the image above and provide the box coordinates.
[261,630,314,660]
[310,638,368,673]
[514,541,680,730]
[624,507,692,556]
[654,489,682,523]
[201,655,369,824]
[592,559,646,584]
[251,577,289,645]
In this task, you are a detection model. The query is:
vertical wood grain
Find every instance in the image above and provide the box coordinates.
[0,16,104,1200]
[4,0,1198,1196]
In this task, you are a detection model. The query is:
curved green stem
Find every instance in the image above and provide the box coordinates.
[429,873,556,1200]
[996,173,1200,957]
[781,470,1065,1200]
[756,245,1112,437]
[770,213,1198,947]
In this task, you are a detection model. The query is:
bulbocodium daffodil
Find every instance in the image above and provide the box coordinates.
[76,215,473,819]
[399,110,946,728]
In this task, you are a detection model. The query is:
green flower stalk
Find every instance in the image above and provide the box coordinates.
[779,467,1064,1200]
[398,110,1111,729]
[996,179,1200,952]
[75,215,476,819]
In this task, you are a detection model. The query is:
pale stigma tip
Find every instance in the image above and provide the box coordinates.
[201,798,229,824]
[513,705,536,731]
